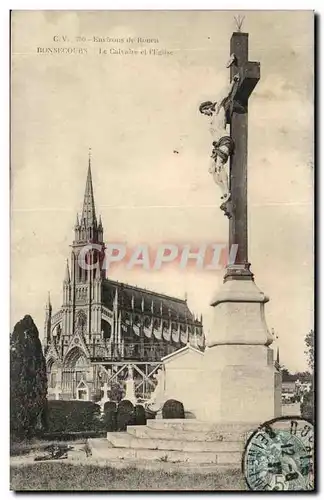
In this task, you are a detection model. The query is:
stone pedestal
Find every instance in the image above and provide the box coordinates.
[197,270,281,423]
[209,273,273,346]
[196,344,280,422]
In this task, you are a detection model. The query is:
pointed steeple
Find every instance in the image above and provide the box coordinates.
[81,152,97,228]
[64,259,70,283]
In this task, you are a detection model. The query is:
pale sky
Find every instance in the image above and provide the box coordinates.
[11,10,314,372]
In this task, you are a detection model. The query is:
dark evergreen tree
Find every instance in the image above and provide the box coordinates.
[10,315,47,440]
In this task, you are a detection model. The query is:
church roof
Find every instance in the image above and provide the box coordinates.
[102,278,199,324]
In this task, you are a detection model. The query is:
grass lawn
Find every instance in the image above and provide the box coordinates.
[10,463,246,491]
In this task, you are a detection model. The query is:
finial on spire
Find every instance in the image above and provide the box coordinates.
[88,147,92,166]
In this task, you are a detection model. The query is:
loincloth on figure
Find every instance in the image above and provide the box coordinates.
[211,136,235,163]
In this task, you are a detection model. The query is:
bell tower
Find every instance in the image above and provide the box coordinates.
[64,153,106,342]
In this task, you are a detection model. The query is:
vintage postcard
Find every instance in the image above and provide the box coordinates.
[10,10,314,491]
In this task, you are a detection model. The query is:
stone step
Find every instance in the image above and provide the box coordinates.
[146,419,258,436]
[89,438,242,465]
[127,425,247,443]
[107,431,243,453]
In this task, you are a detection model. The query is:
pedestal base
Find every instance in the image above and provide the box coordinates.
[195,345,281,423]
[196,268,281,423]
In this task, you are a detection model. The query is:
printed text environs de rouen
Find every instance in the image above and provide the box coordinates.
[36,35,174,56]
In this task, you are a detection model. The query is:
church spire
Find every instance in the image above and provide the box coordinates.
[81,152,97,228]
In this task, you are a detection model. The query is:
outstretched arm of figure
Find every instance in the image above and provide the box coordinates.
[214,74,240,115]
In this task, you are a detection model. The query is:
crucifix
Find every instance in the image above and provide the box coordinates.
[200,29,260,281]
[225,31,260,281]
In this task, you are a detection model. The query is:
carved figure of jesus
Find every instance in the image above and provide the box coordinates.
[199,56,240,203]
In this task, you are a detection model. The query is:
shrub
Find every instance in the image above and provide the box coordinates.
[46,400,101,433]
[301,390,314,423]
[103,401,117,432]
[103,401,115,412]
[116,400,135,431]
[162,399,185,419]
[10,315,48,440]
[108,382,124,403]
[134,404,146,426]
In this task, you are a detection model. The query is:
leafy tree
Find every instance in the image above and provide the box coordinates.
[280,367,296,382]
[304,329,314,372]
[294,371,312,383]
[10,315,47,440]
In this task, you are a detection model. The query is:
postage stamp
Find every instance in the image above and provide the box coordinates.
[242,417,314,491]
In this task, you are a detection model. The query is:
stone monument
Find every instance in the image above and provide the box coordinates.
[98,382,110,412]
[122,364,137,405]
[198,30,281,423]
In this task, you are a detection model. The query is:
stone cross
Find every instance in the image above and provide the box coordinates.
[224,31,260,281]
[53,385,61,400]
[101,382,110,401]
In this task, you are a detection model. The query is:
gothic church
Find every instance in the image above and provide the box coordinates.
[44,160,204,401]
